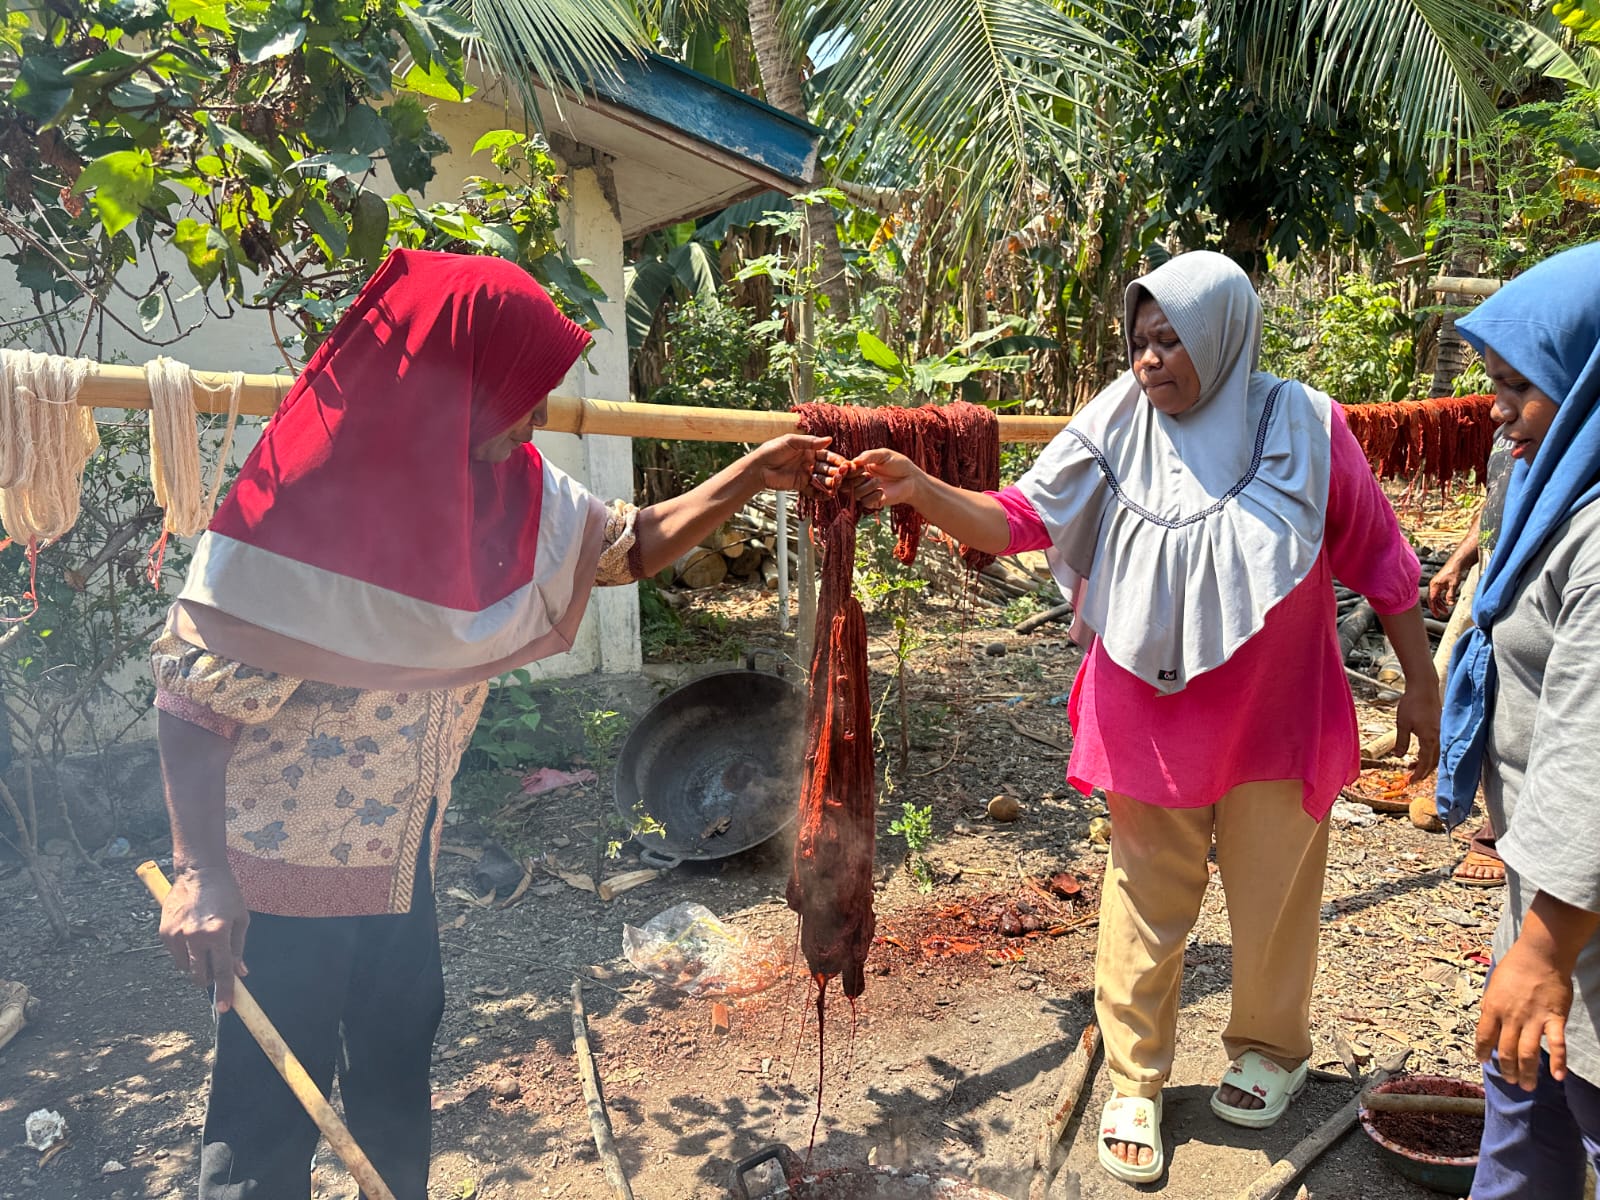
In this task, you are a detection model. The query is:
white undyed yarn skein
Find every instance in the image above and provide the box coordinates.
[0,348,100,545]
[146,356,242,537]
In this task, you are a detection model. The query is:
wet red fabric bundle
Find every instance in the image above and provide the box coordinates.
[787,401,999,1004]
[1341,394,1497,489]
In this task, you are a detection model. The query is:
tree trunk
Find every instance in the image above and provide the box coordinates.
[0,777,71,943]
[1430,159,1489,397]
[1221,216,1271,288]
[727,20,757,96]
[745,0,849,313]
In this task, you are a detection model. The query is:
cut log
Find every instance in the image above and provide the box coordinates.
[674,547,728,590]
[760,557,780,590]
[699,523,745,556]
[726,546,766,578]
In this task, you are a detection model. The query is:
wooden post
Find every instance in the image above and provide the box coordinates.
[776,489,791,633]
[797,519,817,669]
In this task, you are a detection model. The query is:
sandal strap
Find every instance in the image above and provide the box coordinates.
[1100,1095,1159,1148]
[1221,1051,1299,1103]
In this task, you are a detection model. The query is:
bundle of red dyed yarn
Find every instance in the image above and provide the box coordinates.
[786,401,998,1008]
[1341,394,1496,488]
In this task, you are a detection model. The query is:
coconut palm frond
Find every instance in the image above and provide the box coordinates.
[1217,0,1521,162]
[799,0,1136,239]
[460,0,647,121]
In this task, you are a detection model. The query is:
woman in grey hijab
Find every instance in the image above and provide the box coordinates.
[853,251,1439,1182]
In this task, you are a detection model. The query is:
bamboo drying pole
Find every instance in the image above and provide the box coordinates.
[72,362,1072,443]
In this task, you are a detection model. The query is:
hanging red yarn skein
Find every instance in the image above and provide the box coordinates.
[787,401,998,1011]
[1340,394,1497,489]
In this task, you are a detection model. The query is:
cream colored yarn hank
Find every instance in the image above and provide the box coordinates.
[146,356,242,537]
[0,348,100,545]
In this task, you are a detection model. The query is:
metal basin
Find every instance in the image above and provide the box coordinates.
[614,660,805,869]
[1359,1075,1483,1196]
[729,1145,1011,1200]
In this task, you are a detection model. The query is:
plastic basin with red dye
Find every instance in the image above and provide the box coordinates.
[1358,1074,1484,1196]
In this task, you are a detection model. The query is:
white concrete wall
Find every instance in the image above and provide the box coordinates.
[0,88,640,693]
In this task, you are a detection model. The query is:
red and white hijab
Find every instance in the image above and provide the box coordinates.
[171,249,609,689]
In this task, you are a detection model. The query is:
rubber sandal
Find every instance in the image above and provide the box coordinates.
[1452,850,1506,889]
[1211,1051,1308,1130]
[1097,1093,1164,1184]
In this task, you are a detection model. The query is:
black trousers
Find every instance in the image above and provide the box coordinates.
[199,829,443,1200]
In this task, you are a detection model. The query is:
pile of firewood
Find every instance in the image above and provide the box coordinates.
[660,521,780,591]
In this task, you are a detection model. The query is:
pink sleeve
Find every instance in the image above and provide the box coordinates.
[1325,405,1421,614]
[987,486,1053,554]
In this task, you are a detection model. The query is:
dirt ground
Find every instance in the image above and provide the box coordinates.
[0,503,1516,1200]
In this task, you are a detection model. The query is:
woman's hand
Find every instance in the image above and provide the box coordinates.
[1478,935,1572,1090]
[1478,892,1600,1089]
[1428,558,1466,618]
[748,434,847,494]
[850,448,928,510]
[1396,678,1442,783]
[159,865,250,1013]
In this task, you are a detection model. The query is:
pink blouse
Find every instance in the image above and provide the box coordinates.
[994,404,1419,820]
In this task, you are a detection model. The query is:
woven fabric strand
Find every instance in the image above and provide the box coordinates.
[786,401,999,1005]
[0,348,99,545]
[1341,394,1497,488]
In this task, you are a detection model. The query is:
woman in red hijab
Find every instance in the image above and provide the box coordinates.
[149,249,837,1200]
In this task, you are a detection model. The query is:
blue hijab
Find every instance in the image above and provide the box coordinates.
[1436,242,1600,825]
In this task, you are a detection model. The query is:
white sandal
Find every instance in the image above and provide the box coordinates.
[1096,1092,1164,1183]
[1210,1050,1308,1129]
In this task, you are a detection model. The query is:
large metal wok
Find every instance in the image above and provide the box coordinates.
[614,656,805,869]
[729,1145,1011,1199]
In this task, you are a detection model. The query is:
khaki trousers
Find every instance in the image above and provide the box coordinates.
[1094,780,1331,1099]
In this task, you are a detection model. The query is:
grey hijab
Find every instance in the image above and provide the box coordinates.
[1014,251,1333,694]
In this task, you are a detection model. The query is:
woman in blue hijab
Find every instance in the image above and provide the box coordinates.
[1436,241,1600,1199]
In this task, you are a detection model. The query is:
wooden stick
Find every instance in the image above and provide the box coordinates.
[1015,601,1073,635]
[1428,275,1501,297]
[597,868,660,902]
[1229,1050,1412,1200]
[70,361,1070,442]
[135,861,398,1200]
[570,978,635,1200]
[1360,1091,1485,1116]
[1029,1023,1101,1200]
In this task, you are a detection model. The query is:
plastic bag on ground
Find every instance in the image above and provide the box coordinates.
[623,902,784,998]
